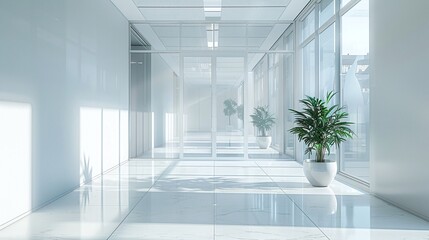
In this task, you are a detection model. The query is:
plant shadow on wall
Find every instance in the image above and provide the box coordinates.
[250,106,275,149]
[289,92,354,187]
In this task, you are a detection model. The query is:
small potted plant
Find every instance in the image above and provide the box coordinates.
[250,106,275,149]
[289,92,354,187]
[223,98,237,128]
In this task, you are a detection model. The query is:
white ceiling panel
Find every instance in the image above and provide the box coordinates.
[133,0,291,7]
[111,0,144,20]
[133,0,205,7]
[221,7,285,21]
[139,8,205,20]
[279,0,311,20]
[127,0,308,58]
[222,0,291,7]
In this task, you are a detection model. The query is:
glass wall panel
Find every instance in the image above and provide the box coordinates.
[340,0,370,181]
[303,40,316,97]
[285,31,294,51]
[319,23,336,161]
[249,56,267,158]
[183,57,212,157]
[319,24,336,98]
[284,32,295,158]
[253,56,269,107]
[249,50,293,159]
[216,57,245,157]
[302,40,316,161]
[319,0,335,27]
[268,52,281,150]
[302,9,315,42]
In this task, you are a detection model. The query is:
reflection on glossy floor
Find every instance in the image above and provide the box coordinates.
[1,159,429,240]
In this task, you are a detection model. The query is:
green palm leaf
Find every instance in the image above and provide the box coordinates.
[289,91,355,162]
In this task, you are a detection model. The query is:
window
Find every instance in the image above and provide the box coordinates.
[319,0,335,26]
[302,9,315,42]
[340,0,370,182]
[303,40,316,97]
[297,0,370,183]
[284,31,295,158]
[319,24,336,98]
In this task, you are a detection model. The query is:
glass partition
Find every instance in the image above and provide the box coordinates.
[216,57,245,158]
[297,0,370,182]
[130,23,295,160]
[183,57,213,157]
[248,52,294,159]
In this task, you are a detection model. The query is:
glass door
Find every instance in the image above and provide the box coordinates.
[183,56,213,157]
[182,54,247,158]
[215,57,246,158]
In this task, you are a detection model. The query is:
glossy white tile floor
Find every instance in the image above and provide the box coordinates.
[1,159,429,239]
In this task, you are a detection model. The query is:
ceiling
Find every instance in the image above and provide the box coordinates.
[112,0,309,71]
[112,0,309,50]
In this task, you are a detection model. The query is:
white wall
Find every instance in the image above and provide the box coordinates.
[370,0,429,219]
[0,0,129,227]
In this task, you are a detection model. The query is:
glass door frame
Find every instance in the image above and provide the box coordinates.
[180,51,249,159]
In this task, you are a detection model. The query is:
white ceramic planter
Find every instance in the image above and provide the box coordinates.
[256,136,272,149]
[303,159,337,187]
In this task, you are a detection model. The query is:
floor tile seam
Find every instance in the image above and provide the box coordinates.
[105,160,180,240]
[213,161,284,240]
[255,161,332,240]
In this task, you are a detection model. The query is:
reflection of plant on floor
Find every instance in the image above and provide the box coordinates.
[81,155,93,183]
[81,155,93,208]
[223,98,237,125]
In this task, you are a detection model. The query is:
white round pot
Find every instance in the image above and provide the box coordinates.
[256,136,272,149]
[303,159,337,187]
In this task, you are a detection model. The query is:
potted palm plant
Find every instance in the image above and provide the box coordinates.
[289,92,354,187]
[250,106,275,149]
